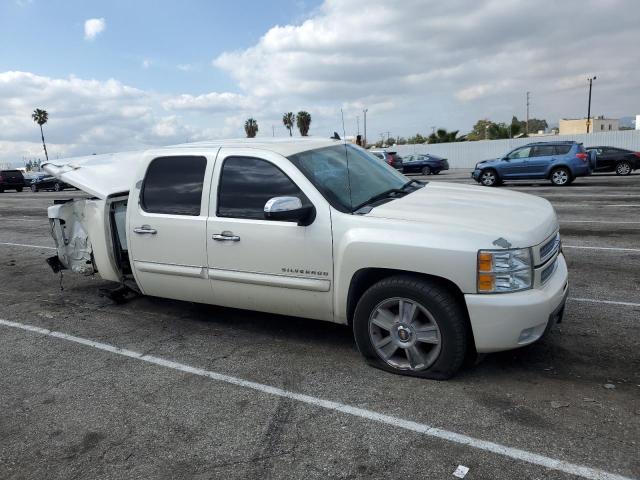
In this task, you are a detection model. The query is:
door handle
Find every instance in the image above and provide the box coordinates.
[133,225,157,235]
[212,231,240,242]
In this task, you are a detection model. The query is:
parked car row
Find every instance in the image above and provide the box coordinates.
[369,150,450,175]
[0,169,76,192]
[472,141,640,187]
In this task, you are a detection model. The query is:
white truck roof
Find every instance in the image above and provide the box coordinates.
[43,137,341,199]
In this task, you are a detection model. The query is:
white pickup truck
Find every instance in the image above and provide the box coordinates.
[44,138,568,379]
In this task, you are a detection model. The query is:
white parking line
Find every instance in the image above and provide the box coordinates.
[570,298,640,308]
[563,245,640,253]
[0,318,633,480]
[0,241,56,250]
[554,204,640,208]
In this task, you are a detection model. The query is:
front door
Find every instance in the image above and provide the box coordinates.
[128,152,216,303]
[501,146,532,178]
[528,145,555,177]
[206,148,334,321]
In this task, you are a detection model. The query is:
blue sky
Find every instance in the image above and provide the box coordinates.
[0,0,320,94]
[1,0,639,163]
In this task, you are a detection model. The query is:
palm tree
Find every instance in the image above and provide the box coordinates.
[244,118,258,138]
[296,111,311,136]
[282,112,295,136]
[427,128,460,144]
[32,108,49,161]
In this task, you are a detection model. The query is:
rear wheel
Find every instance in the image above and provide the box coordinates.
[616,161,631,176]
[550,167,571,186]
[31,184,38,192]
[422,166,432,175]
[16,187,23,192]
[53,182,61,192]
[353,276,468,379]
[480,169,498,186]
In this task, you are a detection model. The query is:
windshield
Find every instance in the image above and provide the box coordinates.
[288,144,408,212]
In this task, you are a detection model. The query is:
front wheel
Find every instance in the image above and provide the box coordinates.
[550,167,571,186]
[616,161,631,176]
[53,182,61,192]
[16,187,23,192]
[422,166,432,175]
[353,276,468,379]
[480,169,498,186]
[31,184,38,192]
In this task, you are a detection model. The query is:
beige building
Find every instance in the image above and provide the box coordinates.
[559,116,619,134]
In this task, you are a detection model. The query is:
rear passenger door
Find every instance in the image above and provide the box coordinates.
[128,152,216,303]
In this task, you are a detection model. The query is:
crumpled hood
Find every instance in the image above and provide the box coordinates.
[475,157,501,168]
[43,151,144,199]
[367,182,558,248]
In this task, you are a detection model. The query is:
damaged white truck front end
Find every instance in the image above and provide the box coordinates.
[48,200,95,275]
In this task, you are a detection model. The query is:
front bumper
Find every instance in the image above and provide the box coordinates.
[471,169,481,181]
[464,253,569,353]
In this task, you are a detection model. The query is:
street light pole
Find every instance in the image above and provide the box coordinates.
[363,108,368,147]
[586,76,597,133]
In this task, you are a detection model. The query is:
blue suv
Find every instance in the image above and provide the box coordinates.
[472,141,592,187]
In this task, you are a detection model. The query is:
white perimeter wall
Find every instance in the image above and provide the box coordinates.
[393,130,640,169]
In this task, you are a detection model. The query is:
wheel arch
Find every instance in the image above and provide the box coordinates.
[346,267,477,357]
[546,163,572,179]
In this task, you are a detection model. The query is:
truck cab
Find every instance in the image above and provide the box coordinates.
[44,138,568,379]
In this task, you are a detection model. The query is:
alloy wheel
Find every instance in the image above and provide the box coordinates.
[481,171,496,186]
[552,169,569,185]
[616,162,631,175]
[368,297,441,371]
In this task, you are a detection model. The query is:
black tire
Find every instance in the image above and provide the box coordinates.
[0,187,4,193]
[550,167,571,186]
[615,161,632,176]
[16,187,23,192]
[432,170,440,175]
[479,169,499,187]
[422,166,432,175]
[53,182,61,192]
[31,184,38,192]
[353,275,468,380]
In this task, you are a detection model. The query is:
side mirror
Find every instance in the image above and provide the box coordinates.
[264,196,315,226]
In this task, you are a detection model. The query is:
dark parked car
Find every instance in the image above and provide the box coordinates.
[0,169,25,192]
[402,154,449,175]
[585,146,640,175]
[30,175,74,192]
[472,141,592,187]
[369,150,403,169]
[23,171,46,187]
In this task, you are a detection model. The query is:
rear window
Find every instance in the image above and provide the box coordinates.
[532,145,555,157]
[141,156,207,216]
[554,145,572,155]
[1,170,23,177]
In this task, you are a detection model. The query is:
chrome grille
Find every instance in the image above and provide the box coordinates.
[539,233,560,264]
[541,258,557,284]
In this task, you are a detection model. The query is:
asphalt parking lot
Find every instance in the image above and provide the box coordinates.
[0,172,638,480]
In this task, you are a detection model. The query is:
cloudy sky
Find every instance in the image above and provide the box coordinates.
[1,0,639,163]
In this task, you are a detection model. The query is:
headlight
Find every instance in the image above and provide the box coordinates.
[477,248,533,293]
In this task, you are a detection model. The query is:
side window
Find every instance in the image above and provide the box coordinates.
[554,145,572,155]
[217,157,304,220]
[531,146,555,157]
[508,147,531,159]
[141,156,207,216]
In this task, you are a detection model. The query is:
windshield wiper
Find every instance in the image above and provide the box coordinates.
[401,179,425,190]
[352,188,405,211]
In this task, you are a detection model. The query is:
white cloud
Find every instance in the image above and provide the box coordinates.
[141,59,152,69]
[84,18,106,41]
[176,64,193,72]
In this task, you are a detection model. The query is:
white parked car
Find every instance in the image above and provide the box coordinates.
[43,138,568,379]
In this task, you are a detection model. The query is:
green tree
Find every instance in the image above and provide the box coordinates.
[244,118,258,138]
[407,133,427,144]
[396,136,407,145]
[427,128,460,144]
[386,136,396,146]
[31,108,49,161]
[282,112,294,136]
[296,111,311,136]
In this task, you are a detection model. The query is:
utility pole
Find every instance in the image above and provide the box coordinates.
[356,115,360,136]
[363,108,368,147]
[526,91,530,135]
[586,76,597,133]
[272,125,275,137]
